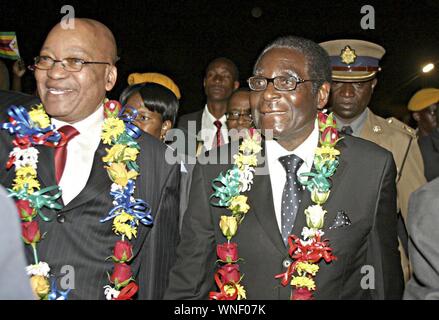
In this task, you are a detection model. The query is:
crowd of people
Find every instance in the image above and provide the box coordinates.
[0,18,438,300]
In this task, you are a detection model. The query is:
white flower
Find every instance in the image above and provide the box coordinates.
[301,227,317,240]
[304,205,327,229]
[10,147,39,169]
[238,165,255,193]
[104,285,120,300]
[26,262,50,277]
[111,183,122,193]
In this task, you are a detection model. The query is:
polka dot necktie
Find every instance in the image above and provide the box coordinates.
[278,154,304,246]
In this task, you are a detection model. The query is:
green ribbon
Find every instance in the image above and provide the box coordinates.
[210,167,241,207]
[116,132,140,149]
[9,185,63,222]
[299,159,339,193]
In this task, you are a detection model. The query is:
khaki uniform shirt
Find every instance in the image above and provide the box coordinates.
[360,109,427,222]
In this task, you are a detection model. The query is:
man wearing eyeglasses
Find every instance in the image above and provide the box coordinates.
[166,36,403,299]
[0,18,180,300]
[226,88,253,138]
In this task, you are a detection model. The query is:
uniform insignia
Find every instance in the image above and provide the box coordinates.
[340,46,357,65]
[373,125,382,133]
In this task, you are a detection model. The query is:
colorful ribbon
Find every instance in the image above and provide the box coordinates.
[118,106,142,139]
[210,167,241,207]
[8,184,62,222]
[1,106,62,146]
[100,180,153,226]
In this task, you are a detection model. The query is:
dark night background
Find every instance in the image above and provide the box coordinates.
[1,0,439,122]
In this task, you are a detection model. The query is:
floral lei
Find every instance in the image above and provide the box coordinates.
[1,100,152,300]
[209,112,340,300]
[209,127,262,300]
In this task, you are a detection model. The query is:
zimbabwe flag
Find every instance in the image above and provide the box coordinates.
[0,32,20,60]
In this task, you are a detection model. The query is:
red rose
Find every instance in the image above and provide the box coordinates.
[16,199,35,221]
[110,263,133,287]
[21,221,41,244]
[320,126,339,147]
[217,243,239,262]
[317,112,328,126]
[218,264,240,284]
[113,240,133,263]
[291,287,314,300]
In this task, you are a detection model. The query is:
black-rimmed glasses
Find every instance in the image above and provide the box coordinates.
[248,75,322,91]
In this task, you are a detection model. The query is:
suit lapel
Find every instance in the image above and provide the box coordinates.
[60,141,110,213]
[35,144,56,189]
[291,139,348,237]
[247,143,286,255]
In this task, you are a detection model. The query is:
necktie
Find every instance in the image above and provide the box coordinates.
[213,120,224,147]
[341,126,353,135]
[54,125,80,184]
[279,154,304,246]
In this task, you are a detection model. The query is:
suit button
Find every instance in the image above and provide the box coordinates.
[282,258,292,268]
[57,213,65,223]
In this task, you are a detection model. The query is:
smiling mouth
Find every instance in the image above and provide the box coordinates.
[47,88,74,95]
[260,110,286,116]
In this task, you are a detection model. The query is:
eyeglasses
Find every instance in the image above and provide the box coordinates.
[226,111,253,122]
[29,56,111,72]
[247,75,322,91]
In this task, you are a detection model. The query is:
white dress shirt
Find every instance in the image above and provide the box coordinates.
[200,104,228,151]
[265,123,319,232]
[52,105,104,205]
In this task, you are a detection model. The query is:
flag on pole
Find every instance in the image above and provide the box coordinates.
[0,32,21,60]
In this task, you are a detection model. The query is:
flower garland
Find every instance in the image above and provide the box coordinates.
[1,104,64,299]
[209,112,340,300]
[100,101,153,300]
[1,101,152,300]
[209,128,262,300]
[275,112,339,300]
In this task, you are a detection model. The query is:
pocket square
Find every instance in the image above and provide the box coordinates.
[329,210,352,230]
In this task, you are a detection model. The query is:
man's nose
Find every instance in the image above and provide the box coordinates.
[263,82,281,101]
[46,62,69,79]
[339,83,355,97]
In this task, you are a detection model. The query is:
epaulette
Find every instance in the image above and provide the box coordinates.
[385,117,417,138]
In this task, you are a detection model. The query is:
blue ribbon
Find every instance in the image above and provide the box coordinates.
[1,105,61,144]
[100,180,153,226]
[118,106,142,139]
[48,278,71,300]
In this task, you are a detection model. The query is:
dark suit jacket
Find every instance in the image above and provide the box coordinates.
[177,109,203,137]
[176,109,204,159]
[404,177,439,299]
[418,129,439,182]
[165,135,404,300]
[0,91,181,300]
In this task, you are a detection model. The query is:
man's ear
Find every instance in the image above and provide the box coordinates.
[371,78,378,91]
[233,81,240,90]
[105,65,118,91]
[317,82,331,110]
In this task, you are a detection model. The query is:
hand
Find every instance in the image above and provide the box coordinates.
[12,59,26,78]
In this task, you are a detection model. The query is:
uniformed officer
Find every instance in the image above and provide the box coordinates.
[320,39,427,281]
[408,88,439,181]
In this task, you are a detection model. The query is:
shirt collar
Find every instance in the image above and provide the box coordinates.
[51,104,105,135]
[334,107,368,136]
[266,120,319,168]
[204,104,227,124]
